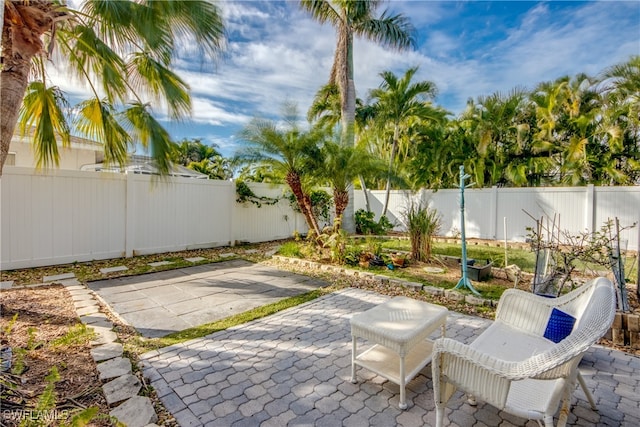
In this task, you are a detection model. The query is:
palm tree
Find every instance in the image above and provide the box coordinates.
[171,138,222,166]
[1,0,225,175]
[368,66,444,216]
[300,0,414,230]
[318,137,386,220]
[236,110,324,238]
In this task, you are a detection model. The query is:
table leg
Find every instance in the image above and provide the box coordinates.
[350,336,357,384]
[399,355,407,409]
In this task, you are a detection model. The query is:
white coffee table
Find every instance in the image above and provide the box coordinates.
[350,296,448,409]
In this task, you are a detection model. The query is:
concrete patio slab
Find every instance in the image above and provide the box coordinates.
[88,260,328,339]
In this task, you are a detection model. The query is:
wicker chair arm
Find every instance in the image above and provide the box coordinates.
[495,289,556,335]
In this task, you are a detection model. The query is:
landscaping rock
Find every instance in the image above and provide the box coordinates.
[98,357,132,381]
[110,396,158,427]
[103,374,141,405]
[91,342,124,362]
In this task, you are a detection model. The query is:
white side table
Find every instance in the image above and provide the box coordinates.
[350,296,448,409]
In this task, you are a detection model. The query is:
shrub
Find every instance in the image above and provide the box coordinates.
[404,202,441,262]
[278,242,303,258]
[355,209,394,235]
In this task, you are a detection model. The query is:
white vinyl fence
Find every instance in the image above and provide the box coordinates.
[1,167,638,270]
[354,186,640,250]
[0,168,307,270]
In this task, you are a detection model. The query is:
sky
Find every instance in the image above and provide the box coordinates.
[59,1,640,157]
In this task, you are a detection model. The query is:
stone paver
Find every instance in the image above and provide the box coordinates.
[149,261,174,267]
[185,257,207,263]
[91,342,124,362]
[100,266,129,274]
[97,357,132,381]
[0,281,14,289]
[141,288,640,427]
[103,374,142,405]
[43,272,75,282]
[110,396,158,427]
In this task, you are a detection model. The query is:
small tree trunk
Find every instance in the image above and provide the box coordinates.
[286,172,321,238]
[381,126,400,217]
[333,188,349,220]
[359,174,371,212]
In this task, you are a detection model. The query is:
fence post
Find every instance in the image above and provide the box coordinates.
[490,186,498,239]
[229,180,236,247]
[125,173,134,257]
[585,184,595,234]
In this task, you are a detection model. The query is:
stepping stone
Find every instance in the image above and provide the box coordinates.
[100,266,128,274]
[91,342,123,362]
[103,374,141,405]
[66,285,87,292]
[184,257,206,263]
[148,261,173,267]
[43,273,75,282]
[97,357,132,381]
[424,267,445,274]
[76,305,99,316]
[0,281,14,289]
[80,313,109,325]
[74,299,97,309]
[89,326,118,346]
[243,249,259,254]
[110,396,158,427]
[219,252,236,258]
[59,278,81,286]
[265,248,279,256]
[71,292,94,302]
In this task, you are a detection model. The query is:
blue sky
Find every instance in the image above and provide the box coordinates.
[58,1,640,157]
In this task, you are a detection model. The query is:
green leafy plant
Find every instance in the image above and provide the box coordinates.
[235,181,280,207]
[404,202,441,262]
[51,324,95,348]
[287,189,333,225]
[278,242,303,258]
[355,209,394,235]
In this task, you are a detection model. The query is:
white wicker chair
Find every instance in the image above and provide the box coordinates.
[432,277,616,427]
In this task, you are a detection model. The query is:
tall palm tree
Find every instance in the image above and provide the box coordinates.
[236,111,325,238]
[368,66,444,216]
[300,0,414,230]
[1,0,225,175]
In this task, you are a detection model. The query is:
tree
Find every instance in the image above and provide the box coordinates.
[318,137,386,220]
[236,107,324,238]
[1,0,225,175]
[300,0,414,230]
[368,67,444,216]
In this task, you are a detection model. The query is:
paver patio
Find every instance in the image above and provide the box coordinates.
[140,288,640,427]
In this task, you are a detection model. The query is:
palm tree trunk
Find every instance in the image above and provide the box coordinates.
[286,172,321,238]
[358,174,371,212]
[0,58,32,176]
[333,187,349,220]
[381,126,400,217]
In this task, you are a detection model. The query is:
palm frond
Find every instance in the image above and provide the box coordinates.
[124,102,174,175]
[74,98,130,167]
[127,53,191,119]
[18,82,71,169]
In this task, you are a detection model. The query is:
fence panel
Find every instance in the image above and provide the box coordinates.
[128,175,234,255]
[594,186,640,251]
[233,183,308,243]
[1,168,126,269]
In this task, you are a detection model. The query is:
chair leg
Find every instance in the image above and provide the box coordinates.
[543,415,554,427]
[435,406,445,427]
[577,371,597,410]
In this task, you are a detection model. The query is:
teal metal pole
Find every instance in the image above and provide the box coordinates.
[455,165,481,296]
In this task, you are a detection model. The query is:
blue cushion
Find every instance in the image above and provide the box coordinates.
[544,308,576,343]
